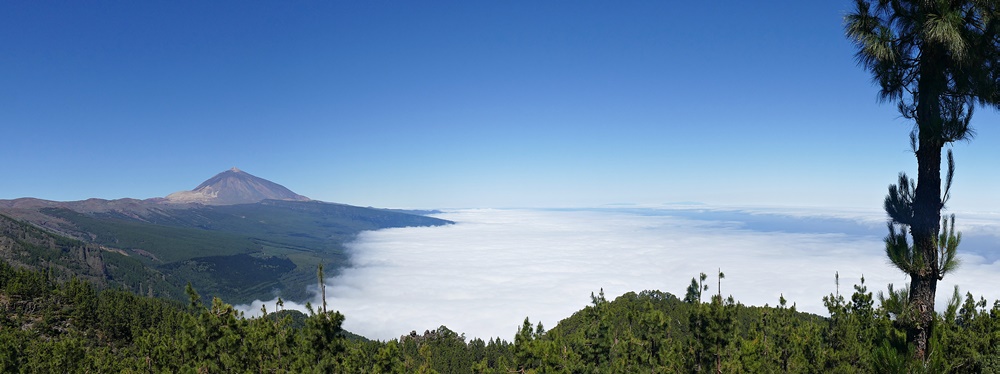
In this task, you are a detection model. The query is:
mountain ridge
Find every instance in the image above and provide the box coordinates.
[0,167,308,210]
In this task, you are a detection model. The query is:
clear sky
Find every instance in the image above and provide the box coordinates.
[3,1,1000,211]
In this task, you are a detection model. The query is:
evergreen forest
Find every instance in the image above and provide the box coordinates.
[2,259,1000,373]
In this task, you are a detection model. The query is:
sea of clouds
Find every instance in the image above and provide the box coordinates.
[238,207,1000,341]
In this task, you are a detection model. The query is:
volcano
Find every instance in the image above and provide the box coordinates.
[164,167,310,205]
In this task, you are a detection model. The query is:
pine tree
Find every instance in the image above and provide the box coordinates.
[846,0,1000,360]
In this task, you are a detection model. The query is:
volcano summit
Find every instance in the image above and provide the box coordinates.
[165,167,310,205]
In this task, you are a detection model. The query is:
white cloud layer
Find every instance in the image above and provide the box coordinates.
[238,207,1000,341]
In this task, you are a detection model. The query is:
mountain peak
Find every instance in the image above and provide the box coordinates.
[165,168,310,205]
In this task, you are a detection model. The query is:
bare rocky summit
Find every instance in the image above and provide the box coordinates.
[164,167,310,205]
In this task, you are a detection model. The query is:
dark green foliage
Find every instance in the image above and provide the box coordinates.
[161,253,296,302]
[510,274,1000,373]
[4,260,1000,372]
[684,272,708,304]
[0,213,181,300]
[38,207,258,264]
[689,294,734,372]
[5,201,451,305]
[0,258,515,373]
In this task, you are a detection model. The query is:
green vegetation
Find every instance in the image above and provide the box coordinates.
[10,201,452,304]
[2,259,999,373]
[39,208,257,264]
[160,254,296,302]
[0,213,182,300]
[846,0,1000,360]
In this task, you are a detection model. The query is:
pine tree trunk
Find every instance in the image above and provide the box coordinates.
[907,36,946,360]
[908,130,943,361]
[908,272,937,360]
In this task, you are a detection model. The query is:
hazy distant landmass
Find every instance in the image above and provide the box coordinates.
[383,208,445,215]
[0,168,452,304]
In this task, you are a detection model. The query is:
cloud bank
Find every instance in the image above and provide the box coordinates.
[239,207,1000,341]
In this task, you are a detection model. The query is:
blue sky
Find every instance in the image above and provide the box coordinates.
[3,1,999,211]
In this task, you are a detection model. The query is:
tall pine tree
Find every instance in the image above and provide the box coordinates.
[845,0,1000,360]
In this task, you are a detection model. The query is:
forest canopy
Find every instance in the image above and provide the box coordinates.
[1,259,999,373]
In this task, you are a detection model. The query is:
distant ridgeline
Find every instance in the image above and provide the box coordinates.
[1,259,999,372]
[0,168,452,304]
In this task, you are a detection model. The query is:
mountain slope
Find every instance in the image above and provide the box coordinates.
[0,169,452,304]
[165,167,310,205]
[23,201,451,303]
[0,213,182,299]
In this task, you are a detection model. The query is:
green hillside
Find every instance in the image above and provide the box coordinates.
[6,200,451,304]
[2,260,999,373]
[0,213,183,300]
